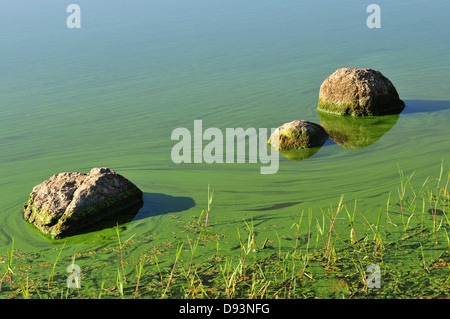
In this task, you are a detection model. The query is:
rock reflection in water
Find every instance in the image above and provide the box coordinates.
[277,146,323,162]
[318,111,400,150]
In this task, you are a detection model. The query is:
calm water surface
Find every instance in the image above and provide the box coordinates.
[0,0,449,290]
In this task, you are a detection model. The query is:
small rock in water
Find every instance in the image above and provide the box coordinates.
[268,120,328,151]
[23,167,143,239]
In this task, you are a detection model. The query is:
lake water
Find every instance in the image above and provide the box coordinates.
[0,0,449,295]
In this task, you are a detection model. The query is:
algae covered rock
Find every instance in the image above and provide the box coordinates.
[268,120,328,151]
[23,167,143,239]
[318,68,405,116]
[268,120,328,161]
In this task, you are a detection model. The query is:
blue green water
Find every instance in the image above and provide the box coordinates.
[0,0,449,295]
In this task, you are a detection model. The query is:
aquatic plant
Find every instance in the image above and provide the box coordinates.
[1,163,450,299]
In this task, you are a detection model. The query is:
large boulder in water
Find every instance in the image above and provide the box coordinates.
[318,68,405,116]
[23,167,143,239]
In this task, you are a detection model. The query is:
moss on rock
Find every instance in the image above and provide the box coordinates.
[318,68,405,116]
[23,167,143,239]
[268,120,328,162]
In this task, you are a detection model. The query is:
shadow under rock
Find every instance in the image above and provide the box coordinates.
[133,192,196,220]
[401,100,450,114]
